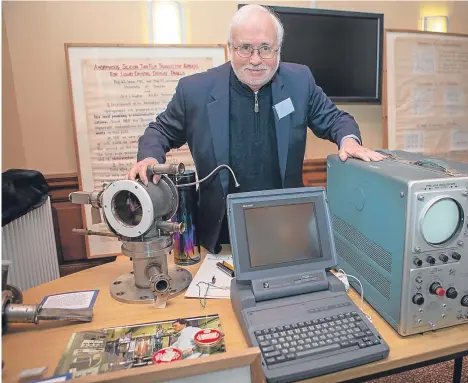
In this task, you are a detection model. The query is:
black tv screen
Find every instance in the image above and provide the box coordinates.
[238,5,384,104]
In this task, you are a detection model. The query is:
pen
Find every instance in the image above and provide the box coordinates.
[222,261,235,273]
[216,262,235,278]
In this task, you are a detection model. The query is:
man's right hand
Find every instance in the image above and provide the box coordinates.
[127,158,161,186]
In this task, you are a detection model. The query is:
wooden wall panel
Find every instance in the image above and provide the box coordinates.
[302,158,327,187]
[52,202,87,262]
[46,173,115,276]
[46,173,86,263]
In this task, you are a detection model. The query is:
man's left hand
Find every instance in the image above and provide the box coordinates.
[338,138,385,162]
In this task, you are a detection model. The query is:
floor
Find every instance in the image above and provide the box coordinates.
[367,356,468,383]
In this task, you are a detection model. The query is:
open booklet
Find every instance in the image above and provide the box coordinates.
[37,290,99,322]
[54,314,225,379]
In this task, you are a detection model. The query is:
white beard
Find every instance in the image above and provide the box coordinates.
[231,55,280,89]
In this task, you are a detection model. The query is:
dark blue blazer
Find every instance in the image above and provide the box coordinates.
[137,62,361,253]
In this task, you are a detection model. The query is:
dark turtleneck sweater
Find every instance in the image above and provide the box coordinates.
[217,69,282,245]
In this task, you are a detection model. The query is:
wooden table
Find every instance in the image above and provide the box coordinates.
[2,252,468,383]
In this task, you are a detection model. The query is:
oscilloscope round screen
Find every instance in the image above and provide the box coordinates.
[421,198,463,245]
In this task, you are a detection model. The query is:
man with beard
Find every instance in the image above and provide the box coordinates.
[127,4,384,254]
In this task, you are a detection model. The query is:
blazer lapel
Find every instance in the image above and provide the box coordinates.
[272,72,291,186]
[207,64,231,196]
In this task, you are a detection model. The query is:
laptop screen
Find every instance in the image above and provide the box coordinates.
[244,202,322,268]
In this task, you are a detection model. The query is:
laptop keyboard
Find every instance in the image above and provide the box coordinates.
[254,311,381,366]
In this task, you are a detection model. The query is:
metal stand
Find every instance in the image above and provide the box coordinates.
[110,236,192,307]
[453,356,463,383]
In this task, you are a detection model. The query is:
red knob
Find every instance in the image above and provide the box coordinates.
[430,282,446,296]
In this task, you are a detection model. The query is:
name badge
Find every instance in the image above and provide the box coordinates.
[273,98,295,120]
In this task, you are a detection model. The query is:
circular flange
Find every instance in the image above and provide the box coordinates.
[102,180,154,238]
[110,267,192,304]
[5,284,23,304]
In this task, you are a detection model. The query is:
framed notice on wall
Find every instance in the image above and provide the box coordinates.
[65,44,227,258]
[384,30,468,162]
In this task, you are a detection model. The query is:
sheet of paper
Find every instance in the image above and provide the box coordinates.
[404,130,425,152]
[41,290,99,310]
[185,254,233,299]
[445,87,464,115]
[450,128,468,151]
[80,57,213,189]
[388,34,468,159]
[412,87,433,116]
[413,46,435,74]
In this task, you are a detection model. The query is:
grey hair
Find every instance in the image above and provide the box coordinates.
[228,5,284,49]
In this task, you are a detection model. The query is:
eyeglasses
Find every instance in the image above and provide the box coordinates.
[232,44,278,59]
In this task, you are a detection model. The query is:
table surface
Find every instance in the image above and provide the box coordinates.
[3,251,468,383]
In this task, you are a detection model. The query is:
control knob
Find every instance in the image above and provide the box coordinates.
[429,282,446,297]
[439,254,449,263]
[461,295,468,307]
[452,252,461,261]
[426,256,435,265]
[413,257,423,267]
[446,287,458,299]
[412,293,424,306]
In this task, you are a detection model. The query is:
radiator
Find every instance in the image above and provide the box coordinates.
[2,196,60,291]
